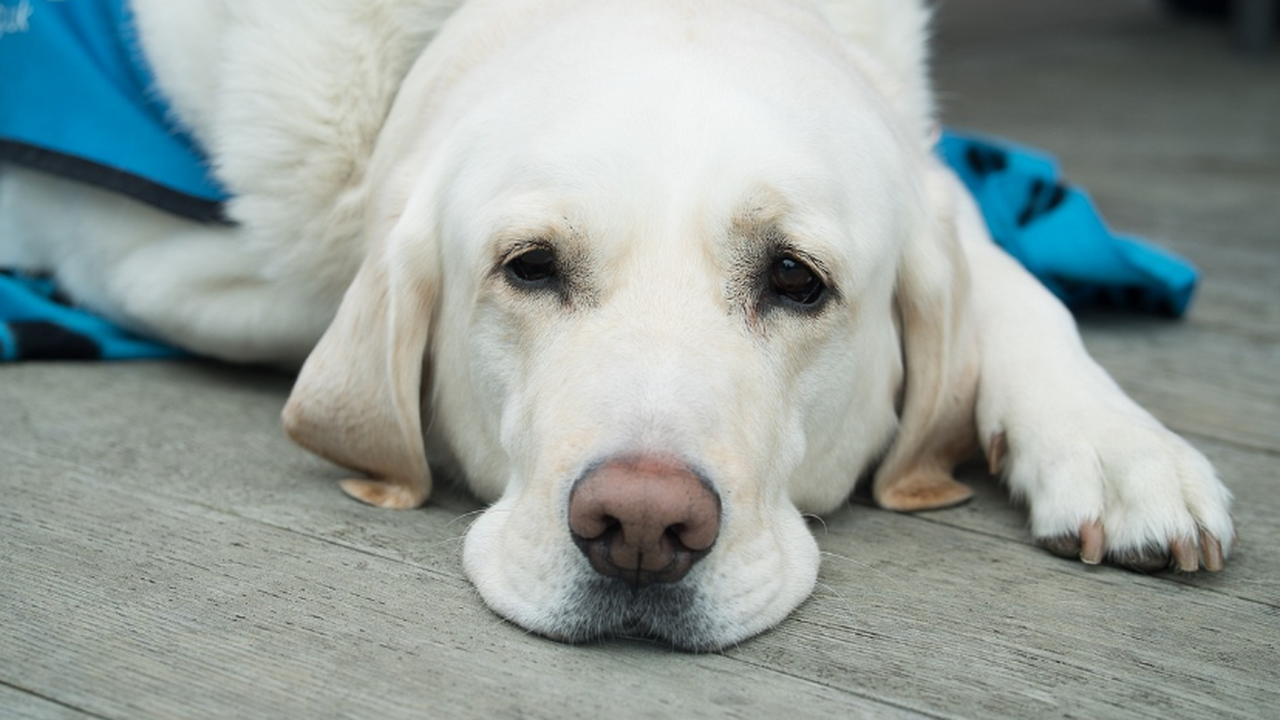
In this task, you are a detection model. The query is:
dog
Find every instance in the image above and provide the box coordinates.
[0,0,1234,650]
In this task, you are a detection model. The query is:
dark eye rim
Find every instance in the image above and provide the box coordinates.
[768,252,829,307]
[503,243,559,287]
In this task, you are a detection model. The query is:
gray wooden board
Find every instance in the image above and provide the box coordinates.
[4,359,1279,720]
[4,443,1276,719]
[2,466,927,720]
[1078,321,1280,454]
[0,686,100,720]
[796,509,1279,720]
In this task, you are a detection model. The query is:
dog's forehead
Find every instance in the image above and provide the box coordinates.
[425,0,922,274]
[470,15,902,165]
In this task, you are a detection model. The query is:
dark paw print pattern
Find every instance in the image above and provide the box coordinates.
[0,269,100,360]
[1051,277,1180,318]
[964,144,1009,178]
[1016,179,1068,229]
[964,143,1071,228]
[945,130,1198,318]
[0,268,182,361]
[6,320,102,360]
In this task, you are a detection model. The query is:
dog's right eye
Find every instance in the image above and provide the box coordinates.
[505,247,558,285]
[769,254,826,306]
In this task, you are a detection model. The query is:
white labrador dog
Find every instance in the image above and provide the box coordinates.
[0,0,1234,650]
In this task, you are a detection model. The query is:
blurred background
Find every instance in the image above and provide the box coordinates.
[929,0,1278,340]
[933,0,1277,54]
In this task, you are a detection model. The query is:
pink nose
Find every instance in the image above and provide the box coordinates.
[568,457,721,588]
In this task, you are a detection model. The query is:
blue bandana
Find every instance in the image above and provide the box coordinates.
[0,0,230,222]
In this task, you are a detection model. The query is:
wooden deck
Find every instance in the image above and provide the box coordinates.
[3,1,1277,717]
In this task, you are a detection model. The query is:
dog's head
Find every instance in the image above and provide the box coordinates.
[285,0,976,650]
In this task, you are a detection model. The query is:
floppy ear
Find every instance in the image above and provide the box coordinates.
[282,225,437,510]
[872,161,981,512]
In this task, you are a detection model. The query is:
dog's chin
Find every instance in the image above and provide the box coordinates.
[464,552,749,651]
[534,576,731,651]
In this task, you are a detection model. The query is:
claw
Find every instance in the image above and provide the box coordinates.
[1200,530,1224,572]
[1080,519,1105,565]
[987,431,1008,476]
[1171,536,1199,572]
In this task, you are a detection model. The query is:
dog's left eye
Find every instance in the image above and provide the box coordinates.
[505,247,558,285]
[770,255,826,305]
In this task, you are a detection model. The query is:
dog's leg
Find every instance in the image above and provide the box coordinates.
[953,172,1234,572]
[105,230,340,366]
[0,166,336,365]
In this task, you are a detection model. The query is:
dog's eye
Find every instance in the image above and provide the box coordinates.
[770,255,826,305]
[505,247,558,285]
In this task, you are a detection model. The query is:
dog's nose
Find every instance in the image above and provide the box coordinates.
[568,457,721,588]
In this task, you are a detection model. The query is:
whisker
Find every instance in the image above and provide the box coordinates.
[819,549,900,588]
[801,512,829,535]
[443,506,491,530]
[812,580,858,619]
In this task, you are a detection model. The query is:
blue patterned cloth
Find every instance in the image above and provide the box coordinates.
[0,270,185,361]
[0,0,229,221]
[939,129,1197,317]
[0,2,1199,361]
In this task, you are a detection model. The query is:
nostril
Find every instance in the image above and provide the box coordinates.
[567,456,721,587]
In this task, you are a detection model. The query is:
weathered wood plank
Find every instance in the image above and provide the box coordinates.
[1079,321,1280,454]
[0,686,99,720]
[793,505,1280,720]
[5,448,1275,720]
[0,469,926,720]
[4,360,1277,720]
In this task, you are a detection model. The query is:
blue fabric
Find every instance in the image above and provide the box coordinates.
[0,0,230,221]
[0,270,185,361]
[938,129,1197,317]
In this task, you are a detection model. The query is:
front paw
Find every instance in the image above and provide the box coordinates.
[989,415,1235,573]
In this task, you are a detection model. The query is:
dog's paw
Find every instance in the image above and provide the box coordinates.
[989,410,1234,573]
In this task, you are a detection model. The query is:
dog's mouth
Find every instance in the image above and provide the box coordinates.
[538,575,728,651]
[464,456,819,652]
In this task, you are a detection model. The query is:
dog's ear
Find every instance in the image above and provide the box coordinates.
[873,161,980,512]
[282,222,436,509]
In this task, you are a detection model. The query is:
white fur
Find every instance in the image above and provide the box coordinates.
[0,0,1233,650]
